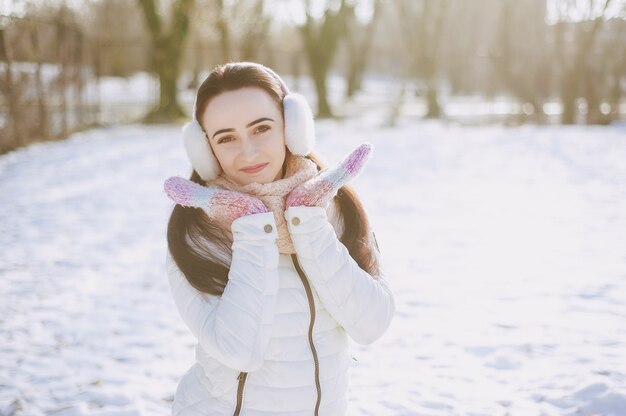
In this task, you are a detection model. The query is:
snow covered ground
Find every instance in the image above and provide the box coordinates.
[0,116,625,415]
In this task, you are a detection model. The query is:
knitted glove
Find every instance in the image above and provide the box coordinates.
[164,176,269,223]
[285,143,372,209]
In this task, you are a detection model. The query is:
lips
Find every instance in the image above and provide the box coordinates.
[240,163,269,173]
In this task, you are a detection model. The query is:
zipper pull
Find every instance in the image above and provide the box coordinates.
[351,355,358,362]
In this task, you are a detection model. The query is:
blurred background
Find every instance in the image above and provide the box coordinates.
[1,1,626,415]
[1,0,625,153]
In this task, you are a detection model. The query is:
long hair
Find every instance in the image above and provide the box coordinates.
[167,62,380,296]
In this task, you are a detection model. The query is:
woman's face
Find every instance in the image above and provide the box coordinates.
[200,87,286,186]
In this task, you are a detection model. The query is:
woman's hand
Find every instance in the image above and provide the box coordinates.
[164,176,268,223]
[285,143,373,209]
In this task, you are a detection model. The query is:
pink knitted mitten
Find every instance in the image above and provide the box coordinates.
[285,143,373,209]
[164,176,269,223]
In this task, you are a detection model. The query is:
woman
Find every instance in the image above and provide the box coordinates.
[164,61,395,416]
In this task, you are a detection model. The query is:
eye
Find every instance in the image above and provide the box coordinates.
[255,125,271,134]
[217,135,234,144]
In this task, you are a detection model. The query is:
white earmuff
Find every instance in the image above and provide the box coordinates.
[283,92,315,157]
[181,119,221,182]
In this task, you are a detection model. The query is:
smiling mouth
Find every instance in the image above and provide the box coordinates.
[240,163,269,173]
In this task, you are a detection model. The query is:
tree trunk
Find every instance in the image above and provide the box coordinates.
[240,0,268,62]
[555,1,613,125]
[29,20,49,140]
[216,0,230,62]
[561,76,577,125]
[56,21,69,138]
[312,65,332,118]
[609,63,623,123]
[396,0,448,120]
[299,0,353,118]
[0,28,25,149]
[345,0,380,98]
[138,0,193,123]
[425,87,440,119]
[345,69,361,99]
[144,38,185,122]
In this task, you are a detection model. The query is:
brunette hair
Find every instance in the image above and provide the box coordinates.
[167,62,380,296]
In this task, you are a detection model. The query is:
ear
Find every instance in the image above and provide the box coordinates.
[182,120,221,181]
[283,92,315,156]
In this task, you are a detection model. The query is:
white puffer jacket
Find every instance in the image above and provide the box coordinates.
[166,202,395,415]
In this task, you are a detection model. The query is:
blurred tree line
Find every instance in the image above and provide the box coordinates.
[95,0,626,124]
[1,0,624,153]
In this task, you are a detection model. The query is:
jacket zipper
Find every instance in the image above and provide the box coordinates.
[291,253,322,416]
[233,371,247,415]
[232,255,321,415]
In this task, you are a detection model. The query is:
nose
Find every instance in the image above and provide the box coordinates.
[240,135,260,161]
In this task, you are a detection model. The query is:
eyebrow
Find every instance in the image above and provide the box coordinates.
[212,117,274,140]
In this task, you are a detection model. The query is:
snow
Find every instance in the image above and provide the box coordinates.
[0,116,625,415]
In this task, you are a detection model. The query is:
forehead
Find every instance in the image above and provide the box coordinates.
[200,87,281,132]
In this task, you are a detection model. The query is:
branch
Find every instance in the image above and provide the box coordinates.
[171,0,194,42]
[137,0,162,38]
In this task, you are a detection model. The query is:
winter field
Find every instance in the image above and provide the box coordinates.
[1,109,625,415]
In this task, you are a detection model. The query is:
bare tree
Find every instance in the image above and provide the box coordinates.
[181,0,273,93]
[396,0,449,119]
[582,17,625,124]
[137,0,194,122]
[86,0,150,77]
[187,0,271,68]
[214,0,231,62]
[344,0,381,98]
[492,0,550,124]
[28,19,49,139]
[606,21,626,122]
[238,0,271,62]
[554,0,614,124]
[298,0,355,118]
[0,27,26,149]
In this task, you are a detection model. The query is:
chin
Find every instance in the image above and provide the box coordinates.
[236,169,279,186]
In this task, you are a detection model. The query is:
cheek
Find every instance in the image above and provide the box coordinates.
[271,138,286,162]
[270,130,286,154]
[212,146,234,169]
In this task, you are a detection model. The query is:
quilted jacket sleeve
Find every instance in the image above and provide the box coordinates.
[166,211,280,372]
[285,205,395,345]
